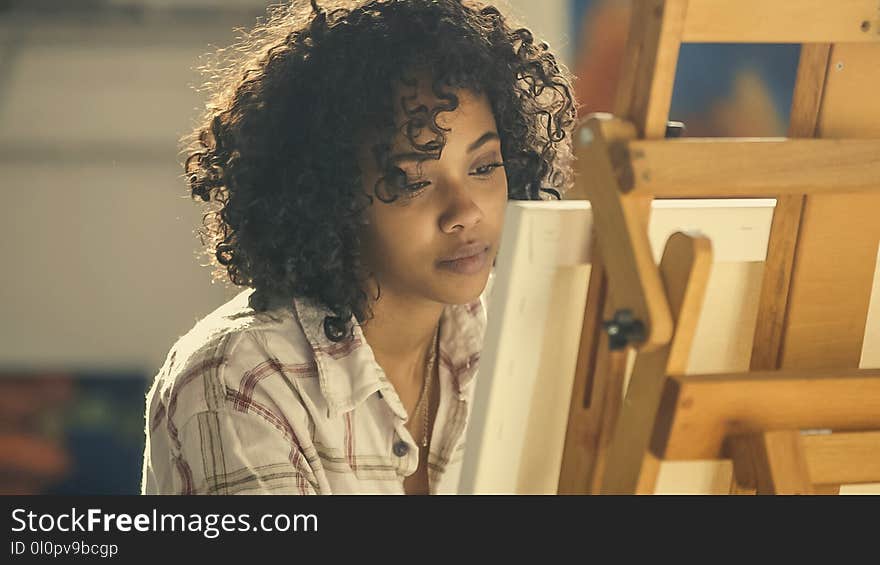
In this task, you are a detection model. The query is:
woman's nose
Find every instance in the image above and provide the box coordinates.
[438,181,483,233]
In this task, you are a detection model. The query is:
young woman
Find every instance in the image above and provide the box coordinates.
[142,0,577,495]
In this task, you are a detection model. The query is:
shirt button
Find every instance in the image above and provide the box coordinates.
[393,440,410,457]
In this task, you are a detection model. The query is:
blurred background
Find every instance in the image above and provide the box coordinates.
[0,0,799,494]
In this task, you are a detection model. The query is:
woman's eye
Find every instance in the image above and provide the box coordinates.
[405,180,431,191]
[471,162,505,176]
[402,180,431,197]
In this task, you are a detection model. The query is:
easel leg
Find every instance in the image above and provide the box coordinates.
[727,431,814,495]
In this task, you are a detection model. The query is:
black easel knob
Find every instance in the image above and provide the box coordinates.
[603,309,646,350]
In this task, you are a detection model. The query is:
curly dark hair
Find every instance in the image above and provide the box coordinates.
[183,0,578,342]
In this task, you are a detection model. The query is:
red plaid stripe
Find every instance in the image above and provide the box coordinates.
[344,411,356,472]
[316,333,363,359]
[225,386,298,446]
[224,385,313,481]
[174,455,194,495]
[439,351,480,393]
[149,402,166,433]
[239,357,317,404]
[166,356,225,451]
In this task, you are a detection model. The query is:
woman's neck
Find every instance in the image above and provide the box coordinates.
[360,289,443,390]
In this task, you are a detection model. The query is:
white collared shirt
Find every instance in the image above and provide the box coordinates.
[140,276,490,495]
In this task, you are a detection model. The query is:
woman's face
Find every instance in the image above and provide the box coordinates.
[357,84,507,307]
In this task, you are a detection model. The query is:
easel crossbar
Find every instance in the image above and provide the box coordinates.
[613,138,880,197]
[650,369,880,460]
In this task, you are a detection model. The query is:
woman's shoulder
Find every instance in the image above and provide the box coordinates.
[164,288,311,371]
[146,289,318,429]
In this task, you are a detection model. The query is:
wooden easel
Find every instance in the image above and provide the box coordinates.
[558,0,880,494]
[654,368,880,494]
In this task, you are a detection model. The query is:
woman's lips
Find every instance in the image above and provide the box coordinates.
[437,248,489,275]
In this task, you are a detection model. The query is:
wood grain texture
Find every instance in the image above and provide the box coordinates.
[802,431,880,485]
[588,349,630,493]
[748,194,803,371]
[614,0,687,138]
[728,431,814,494]
[561,0,687,491]
[781,192,880,368]
[599,232,713,494]
[781,43,880,369]
[813,484,842,495]
[615,138,880,197]
[651,368,880,459]
[750,43,829,371]
[575,116,673,351]
[788,44,832,139]
[682,0,880,43]
[557,241,609,494]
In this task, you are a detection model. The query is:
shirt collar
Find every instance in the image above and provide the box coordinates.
[291,291,487,420]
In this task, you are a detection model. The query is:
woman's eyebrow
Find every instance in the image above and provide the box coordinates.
[390,130,500,164]
[467,131,500,153]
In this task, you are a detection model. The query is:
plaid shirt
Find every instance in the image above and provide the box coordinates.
[141,275,490,495]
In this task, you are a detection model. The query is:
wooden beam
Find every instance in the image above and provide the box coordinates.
[724,431,880,493]
[557,242,610,494]
[750,44,831,371]
[587,348,629,493]
[599,232,713,494]
[727,431,814,494]
[575,116,673,351]
[787,44,832,140]
[608,138,880,198]
[781,43,880,370]
[813,484,841,495]
[650,369,880,459]
[559,0,688,494]
[748,195,803,370]
[802,431,880,485]
[780,193,880,369]
[682,0,880,43]
[614,0,688,138]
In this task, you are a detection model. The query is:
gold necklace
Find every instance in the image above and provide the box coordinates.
[413,324,439,448]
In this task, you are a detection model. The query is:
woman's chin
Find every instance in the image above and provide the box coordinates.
[432,276,489,305]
